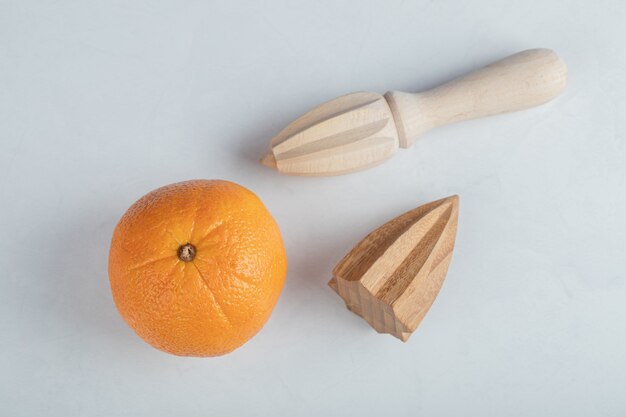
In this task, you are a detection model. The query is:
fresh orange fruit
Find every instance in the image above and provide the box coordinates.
[108,180,287,357]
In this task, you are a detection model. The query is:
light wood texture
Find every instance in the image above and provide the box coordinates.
[385,48,568,148]
[261,48,567,176]
[263,92,399,176]
[329,195,459,341]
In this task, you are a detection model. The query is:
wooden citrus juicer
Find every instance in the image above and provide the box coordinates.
[261,48,567,176]
[329,195,459,341]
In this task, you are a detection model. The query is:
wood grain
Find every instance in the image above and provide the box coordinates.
[385,48,568,148]
[329,196,459,341]
[263,92,399,176]
[262,49,567,176]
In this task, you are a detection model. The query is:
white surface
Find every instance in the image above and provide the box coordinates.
[1,1,625,415]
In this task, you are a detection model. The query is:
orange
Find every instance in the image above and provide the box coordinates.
[108,180,287,357]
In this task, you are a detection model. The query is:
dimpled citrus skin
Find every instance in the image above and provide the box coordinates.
[108,180,287,357]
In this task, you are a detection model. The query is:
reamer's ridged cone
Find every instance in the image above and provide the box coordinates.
[263,92,399,176]
[329,196,459,341]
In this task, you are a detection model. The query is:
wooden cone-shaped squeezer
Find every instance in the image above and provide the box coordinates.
[262,49,567,176]
[328,196,459,341]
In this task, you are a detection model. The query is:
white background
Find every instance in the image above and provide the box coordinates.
[1,1,625,415]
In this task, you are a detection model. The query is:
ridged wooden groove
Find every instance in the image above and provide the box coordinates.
[329,195,459,341]
[267,92,400,176]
